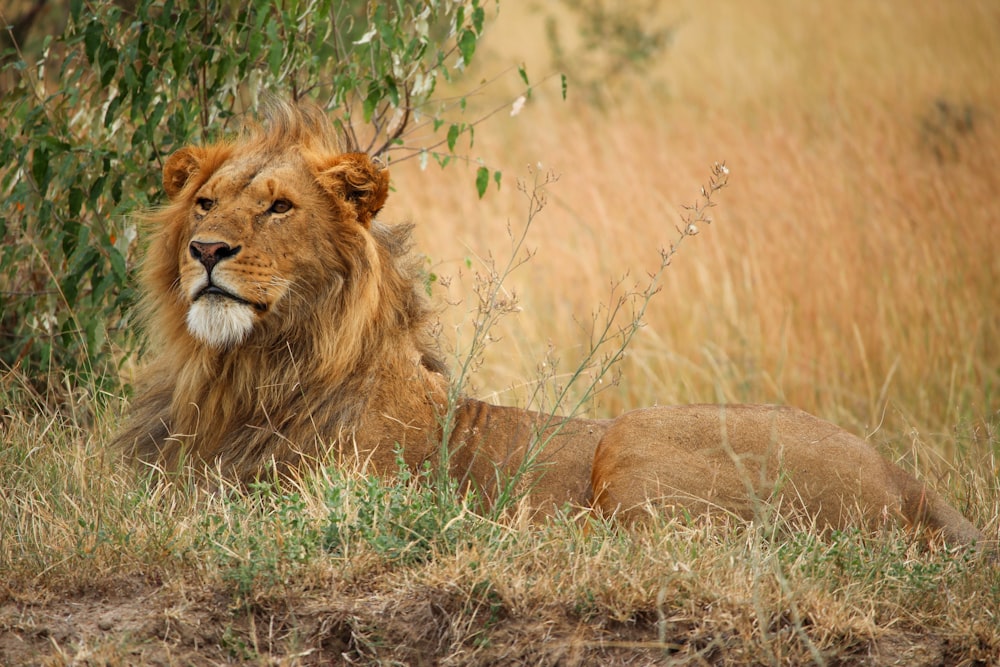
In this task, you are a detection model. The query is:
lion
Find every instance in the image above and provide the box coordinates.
[113,101,985,548]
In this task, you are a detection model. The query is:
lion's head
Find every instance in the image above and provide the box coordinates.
[145,104,392,350]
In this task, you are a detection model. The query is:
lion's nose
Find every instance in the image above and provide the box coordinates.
[189,240,241,274]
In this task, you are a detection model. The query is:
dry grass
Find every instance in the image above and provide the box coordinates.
[2,398,997,665]
[3,0,1000,664]
[390,0,999,444]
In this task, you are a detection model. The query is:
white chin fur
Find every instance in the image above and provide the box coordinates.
[187,299,256,348]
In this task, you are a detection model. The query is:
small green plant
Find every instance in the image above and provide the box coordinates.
[201,485,323,602]
[776,527,971,596]
[200,452,472,604]
[323,452,470,564]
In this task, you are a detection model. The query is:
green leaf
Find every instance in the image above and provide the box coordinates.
[518,64,530,87]
[171,40,189,76]
[110,175,123,204]
[83,20,102,64]
[458,29,476,65]
[267,25,284,76]
[99,50,118,87]
[561,73,568,100]
[472,5,486,34]
[67,245,99,285]
[104,94,121,127]
[68,188,85,218]
[108,247,127,282]
[475,166,489,199]
[493,170,502,190]
[30,148,50,192]
[385,76,399,107]
[363,93,378,123]
[446,124,459,152]
[247,28,264,61]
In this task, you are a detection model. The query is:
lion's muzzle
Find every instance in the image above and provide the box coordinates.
[184,238,269,346]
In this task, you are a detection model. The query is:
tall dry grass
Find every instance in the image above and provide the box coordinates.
[3,394,996,664]
[387,0,1000,463]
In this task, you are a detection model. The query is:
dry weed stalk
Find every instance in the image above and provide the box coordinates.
[432,161,728,513]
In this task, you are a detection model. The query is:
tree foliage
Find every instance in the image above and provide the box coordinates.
[0,0,503,391]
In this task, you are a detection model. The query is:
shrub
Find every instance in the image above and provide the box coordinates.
[0,0,502,392]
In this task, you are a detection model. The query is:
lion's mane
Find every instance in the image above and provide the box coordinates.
[115,102,448,479]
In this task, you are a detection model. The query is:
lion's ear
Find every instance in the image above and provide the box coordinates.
[163,147,203,200]
[314,152,390,227]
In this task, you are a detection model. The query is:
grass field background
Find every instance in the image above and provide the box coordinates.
[390,0,999,447]
[2,0,999,664]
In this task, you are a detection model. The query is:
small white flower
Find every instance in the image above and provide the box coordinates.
[687,224,698,235]
[510,95,526,117]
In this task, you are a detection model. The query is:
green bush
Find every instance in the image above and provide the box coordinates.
[323,455,468,564]
[0,0,498,392]
[200,458,469,604]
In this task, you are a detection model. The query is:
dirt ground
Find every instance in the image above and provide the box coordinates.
[1,576,981,667]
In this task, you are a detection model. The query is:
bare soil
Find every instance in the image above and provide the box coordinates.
[2,576,989,666]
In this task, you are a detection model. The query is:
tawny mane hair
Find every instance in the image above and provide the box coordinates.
[118,101,446,478]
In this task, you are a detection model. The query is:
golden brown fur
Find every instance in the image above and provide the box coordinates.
[114,102,984,547]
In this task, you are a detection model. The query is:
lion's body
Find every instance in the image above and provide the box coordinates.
[590,405,983,544]
[114,102,984,547]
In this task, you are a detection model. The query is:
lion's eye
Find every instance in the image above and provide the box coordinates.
[269,199,293,215]
[196,197,215,212]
